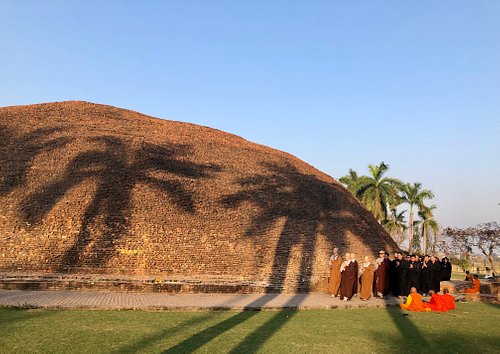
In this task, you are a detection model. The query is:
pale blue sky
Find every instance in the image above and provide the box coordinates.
[1,1,499,227]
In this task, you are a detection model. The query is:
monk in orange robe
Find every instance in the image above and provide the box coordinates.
[328,248,342,297]
[400,287,428,312]
[464,274,481,294]
[441,288,456,311]
[423,290,446,312]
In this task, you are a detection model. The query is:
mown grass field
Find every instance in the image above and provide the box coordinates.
[1,302,498,353]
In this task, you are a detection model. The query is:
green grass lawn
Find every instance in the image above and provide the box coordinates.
[1,303,499,353]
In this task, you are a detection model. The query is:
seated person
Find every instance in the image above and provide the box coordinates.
[464,274,481,294]
[484,269,495,280]
[423,290,446,312]
[441,288,456,311]
[400,287,427,312]
[464,270,473,282]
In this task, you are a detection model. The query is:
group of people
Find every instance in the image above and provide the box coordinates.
[328,248,454,302]
[400,287,456,312]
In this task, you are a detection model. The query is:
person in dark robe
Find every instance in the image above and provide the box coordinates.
[440,257,452,281]
[383,252,391,294]
[429,255,442,292]
[374,250,390,297]
[394,252,409,297]
[340,253,355,301]
[390,253,400,296]
[420,255,432,295]
[350,253,359,296]
[426,255,438,292]
[407,255,421,292]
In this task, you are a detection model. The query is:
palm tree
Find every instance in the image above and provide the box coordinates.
[418,205,439,254]
[412,221,422,252]
[353,162,403,223]
[400,182,434,252]
[382,208,407,246]
[338,169,359,194]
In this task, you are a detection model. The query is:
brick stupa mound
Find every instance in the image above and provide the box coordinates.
[0,101,397,293]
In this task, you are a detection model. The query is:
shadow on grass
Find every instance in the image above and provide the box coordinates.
[381,300,500,353]
[227,309,298,354]
[369,319,499,353]
[115,312,217,353]
[0,307,57,330]
[163,294,283,353]
[383,306,429,348]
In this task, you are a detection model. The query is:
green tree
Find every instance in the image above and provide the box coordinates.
[351,162,402,223]
[418,205,439,254]
[382,208,407,246]
[338,169,359,194]
[400,182,434,252]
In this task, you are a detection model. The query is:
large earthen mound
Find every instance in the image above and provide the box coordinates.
[0,101,398,292]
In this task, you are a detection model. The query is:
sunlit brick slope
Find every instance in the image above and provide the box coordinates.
[0,101,398,292]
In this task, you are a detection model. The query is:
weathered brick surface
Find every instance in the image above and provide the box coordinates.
[0,101,398,293]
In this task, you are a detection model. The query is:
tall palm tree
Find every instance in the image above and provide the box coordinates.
[418,205,439,254]
[382,208,407,246]
[400,182,434,252]
[353,162,403,223]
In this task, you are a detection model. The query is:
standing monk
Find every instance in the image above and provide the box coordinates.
[359,256,375,301]
[374,250,389,297]
[420,255,431,295]
[394,252,409,298]
[350,253,359,296]
[440,257,452,281]
[407,255,421,292]
[328,247,342,297]
[340,253,351,301]
[429,256,441,292]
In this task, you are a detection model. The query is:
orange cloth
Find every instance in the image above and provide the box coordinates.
[423,294,447,312]
[465,279,480,294]
[441,294,456,311]
[400,293,427,312]
[328,256,342,296]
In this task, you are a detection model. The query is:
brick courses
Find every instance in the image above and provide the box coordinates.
[0,101,398,293]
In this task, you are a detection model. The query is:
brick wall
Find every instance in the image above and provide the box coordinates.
[0,101,398,292]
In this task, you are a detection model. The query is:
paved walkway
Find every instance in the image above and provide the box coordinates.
[0,290,402,310]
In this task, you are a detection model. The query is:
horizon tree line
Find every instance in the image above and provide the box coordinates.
[339,162,438,254]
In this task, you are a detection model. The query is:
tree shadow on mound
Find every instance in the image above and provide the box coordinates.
[20,135,220,270]
[221,161,387,292]
[162,162,391,352]
[0,125,72,195]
